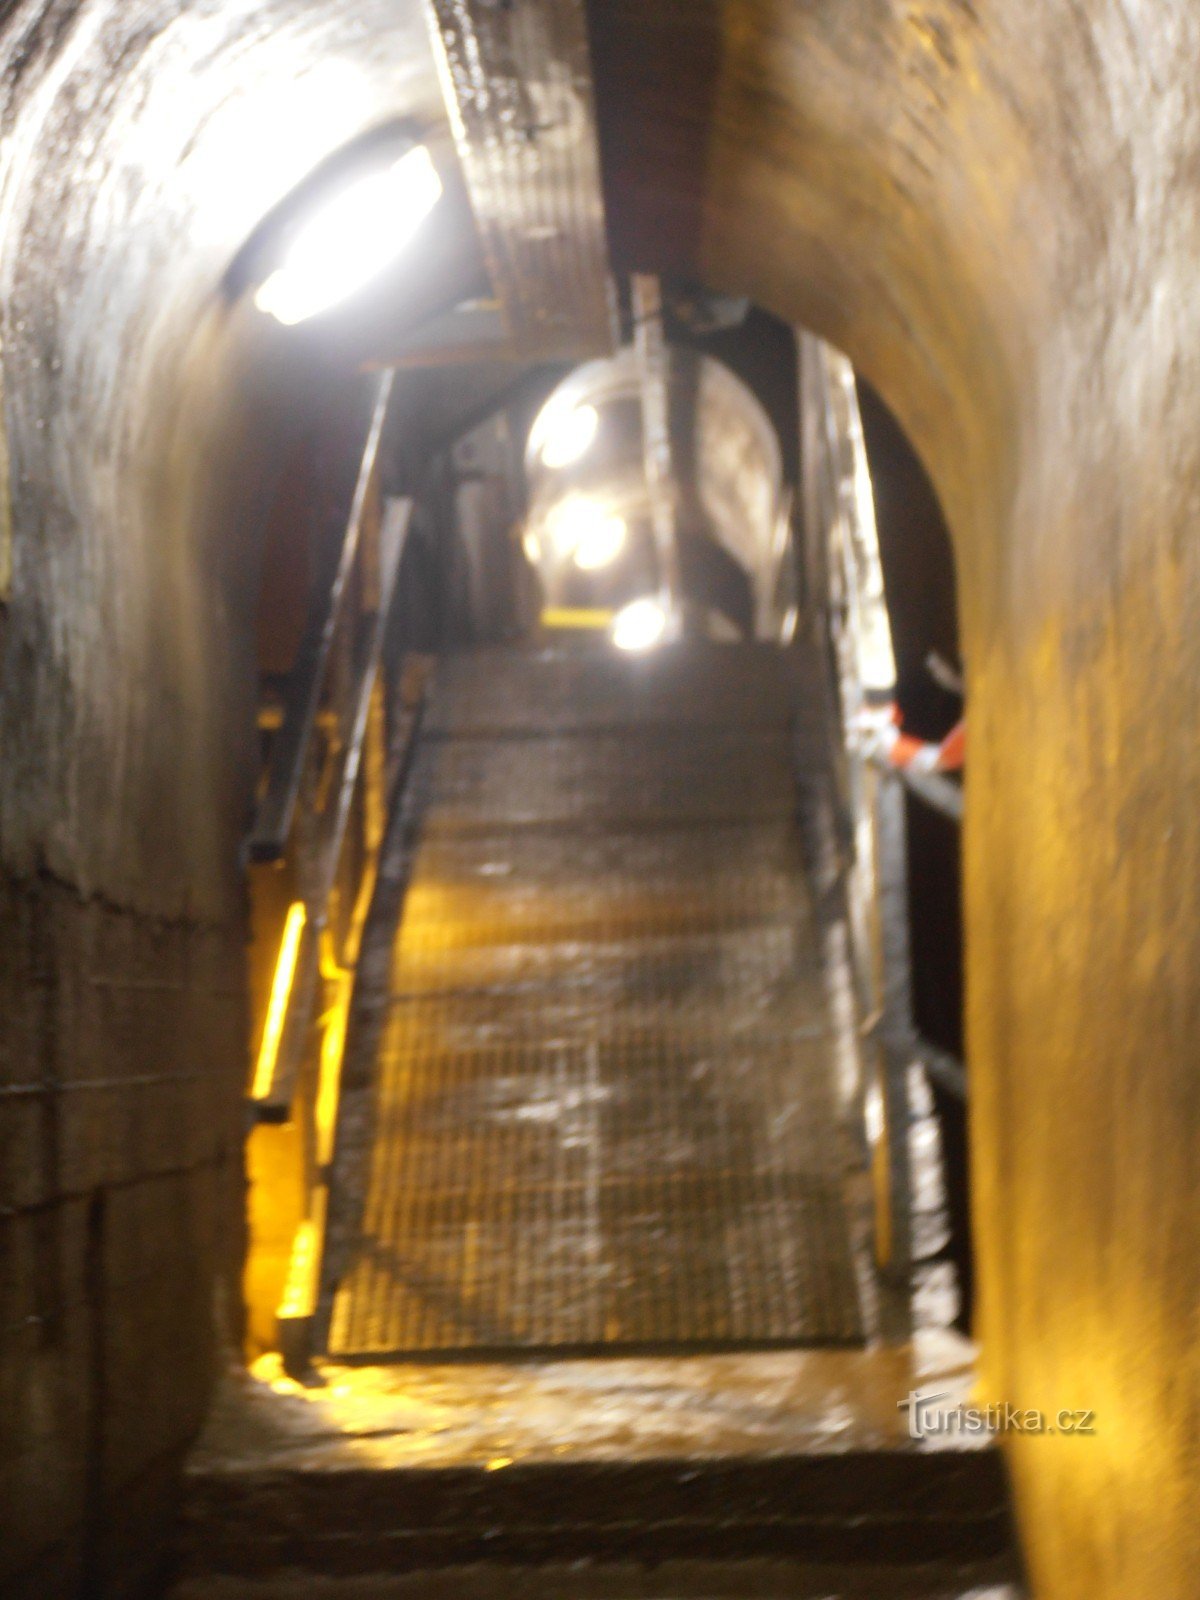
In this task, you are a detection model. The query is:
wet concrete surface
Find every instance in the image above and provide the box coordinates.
[195,1335,981,1475]
[171,1557,1024,1599]
[178,1331,1017,1580]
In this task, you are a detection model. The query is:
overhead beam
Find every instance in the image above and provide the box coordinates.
[425,0,617,363]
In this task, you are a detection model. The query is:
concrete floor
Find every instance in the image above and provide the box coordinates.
[177,1263,1013,1584]
[192,1329,980,1474]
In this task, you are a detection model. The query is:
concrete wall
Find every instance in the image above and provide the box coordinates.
[590,4,1200,1596]
[0,2,444,1592]
[0,878,244,1595]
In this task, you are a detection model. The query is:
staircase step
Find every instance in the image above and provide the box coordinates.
[423,642,796,737]
[181,1355,1013,1582]
[184,1451,1012,1577]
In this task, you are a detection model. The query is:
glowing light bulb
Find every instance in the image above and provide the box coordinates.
[573,509,626,571]
[539,403,599,469]
[612,597,668,652]
[544,497,627,570]
[256,144,443,326]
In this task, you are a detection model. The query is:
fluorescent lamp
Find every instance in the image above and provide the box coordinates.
[256,144,443,326]
[612,597,668,652]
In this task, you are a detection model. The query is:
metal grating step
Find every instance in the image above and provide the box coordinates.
[329,1029,860,1356]
[380,990,836,1056]
[390,919,830,1007]
[424,641,794,735]
[413,727,796,835]
[406,822,813,923]
[325,644,864,1358]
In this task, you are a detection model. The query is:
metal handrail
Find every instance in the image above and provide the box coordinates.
[248,496,411,1124]
[632,274,682,624]
[883,761,964,825]
[916,1038,967,1102]
[797,331,978,1291]
[248,372,395,864]
[308,497,412,919]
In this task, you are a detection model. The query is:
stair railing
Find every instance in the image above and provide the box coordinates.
[242,371,422,1368]
[799,332,917,1280]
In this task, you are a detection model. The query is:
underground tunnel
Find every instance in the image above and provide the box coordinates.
[1,2,1199,1598]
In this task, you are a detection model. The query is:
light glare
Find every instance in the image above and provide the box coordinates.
[545,497,627,570]
[250,901,306,1099]
[256,145,443,326]
[612,597,668,653]
[574,509,626,571]
[539,403,599,469]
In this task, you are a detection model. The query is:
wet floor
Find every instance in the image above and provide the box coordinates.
[179,1333,1014,1589]
[324,643,864,1357]
[197,1332,982,1474]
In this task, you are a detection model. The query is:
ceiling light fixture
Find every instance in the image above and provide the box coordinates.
[255,143,443,326]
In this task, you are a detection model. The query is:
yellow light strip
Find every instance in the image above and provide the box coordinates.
[250,901,307,1101]
[276,1193,326,1323]
[541,606,614,630]
[315,973,352,1168]
[341,857,379,972]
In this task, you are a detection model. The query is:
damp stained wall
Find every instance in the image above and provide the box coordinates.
[589,5,1200,1597]
[0,3,445,1592]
